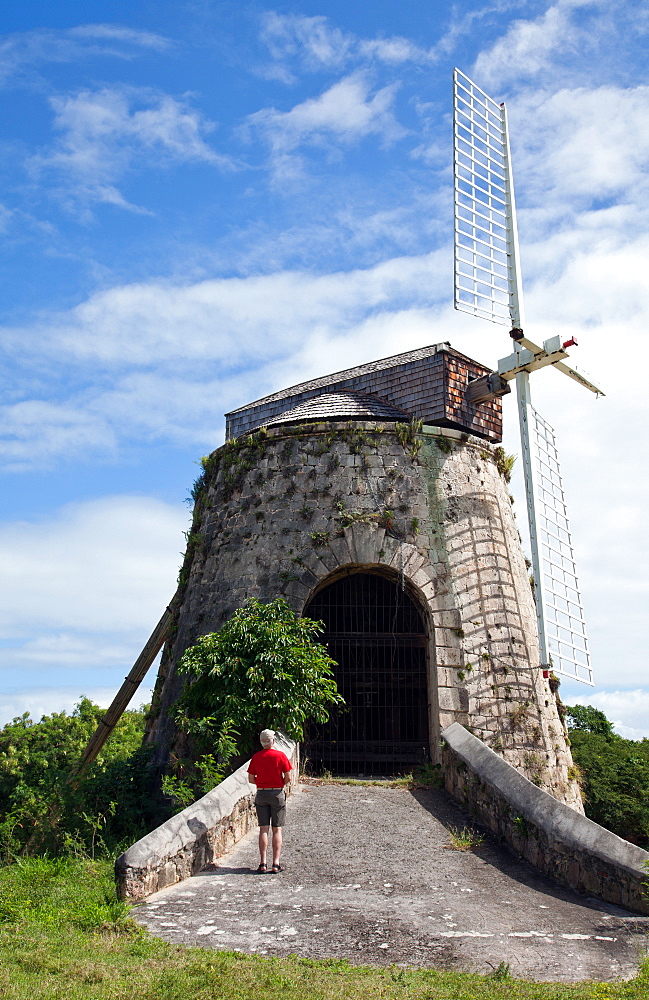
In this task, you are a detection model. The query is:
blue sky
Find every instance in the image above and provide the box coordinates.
[1,0,648,735]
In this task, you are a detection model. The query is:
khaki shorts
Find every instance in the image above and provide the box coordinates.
[255,788,286,827]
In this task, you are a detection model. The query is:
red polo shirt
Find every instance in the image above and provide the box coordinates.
[248,748,292,788]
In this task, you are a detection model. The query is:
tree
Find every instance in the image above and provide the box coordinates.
[174,597,343,764]
[565,705,649,847]
[565,704,614,737]
[0,698,152,859]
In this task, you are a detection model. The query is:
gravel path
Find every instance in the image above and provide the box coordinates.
[133,783,649,982]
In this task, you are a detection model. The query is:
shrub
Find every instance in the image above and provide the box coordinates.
[170,598,344,799]
[0,699,151,859]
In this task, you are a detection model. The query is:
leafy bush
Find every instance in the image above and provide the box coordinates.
[168,598,343,801]
[0,698,151,859]
[565,705,649,847]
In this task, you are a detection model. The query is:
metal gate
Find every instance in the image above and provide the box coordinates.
[305,572,430,775]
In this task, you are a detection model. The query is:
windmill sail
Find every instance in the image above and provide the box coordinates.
[531,408,593,684]
[453,67,594,685]
[453,68,522,328]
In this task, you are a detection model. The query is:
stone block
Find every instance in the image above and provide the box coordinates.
[402,547,426,577]
[328,534,352,568]
[410,565,436,590]
[438,711,458,731]
[434,627,463,648]
[349,523,385,565]
[438,687,466,711]
[435,646,462,668]
[434,609,463,628]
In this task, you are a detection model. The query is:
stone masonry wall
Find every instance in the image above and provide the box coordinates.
[442,723,649,915]
[147,419,582,810]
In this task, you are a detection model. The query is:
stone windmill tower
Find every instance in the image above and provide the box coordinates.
[145,341,583,810]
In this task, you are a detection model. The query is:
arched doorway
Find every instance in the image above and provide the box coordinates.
[304,570,430,776]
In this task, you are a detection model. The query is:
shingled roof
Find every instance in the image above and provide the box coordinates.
[227,343,450,416]
[225,342,503,443]
[266,391,411,427]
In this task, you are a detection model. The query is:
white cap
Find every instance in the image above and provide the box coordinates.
[260,729,275,747]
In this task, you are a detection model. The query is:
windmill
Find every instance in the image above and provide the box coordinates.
[453,67,602,686]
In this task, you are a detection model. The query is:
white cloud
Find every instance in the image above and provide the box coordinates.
[0,400,116,471]
[0,251,449,464]
[11,251,442,368]
[260,12,353,72]
[68,24,169,49]
[248,73,406,181]
[567,690,649,740]
[31,86,231,212]
[0,23,169,87]
[0,495,185,725]
[473,0,603,90]
[511,85,649,217]
[1,634,138,668]
[259,11,427,73]
[0,687,126,727]
[0,495,186,636]
[257,9,478,76]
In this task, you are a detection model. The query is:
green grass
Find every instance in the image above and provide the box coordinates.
[445,826,485,852]
[1,858,648,999]
[302,762,443,790]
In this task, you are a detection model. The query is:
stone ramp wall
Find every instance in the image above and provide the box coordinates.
[442,723,649,915]
[116,738,298,901]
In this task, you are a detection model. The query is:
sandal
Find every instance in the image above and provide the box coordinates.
[256,863,268,873]
[270,863,284,874]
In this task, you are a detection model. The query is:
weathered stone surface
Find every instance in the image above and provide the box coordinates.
[133,783,649,981]
[147,421,582,811]
[442,723,649,916]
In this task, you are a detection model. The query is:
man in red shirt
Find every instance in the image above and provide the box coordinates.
[247,729,292,873]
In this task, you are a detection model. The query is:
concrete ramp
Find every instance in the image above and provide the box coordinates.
[133,783,649,982]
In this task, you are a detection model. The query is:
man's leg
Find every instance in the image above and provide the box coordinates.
[258,825,269,865]
[271,825,282,866]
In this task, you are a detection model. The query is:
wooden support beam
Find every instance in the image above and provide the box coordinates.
[21,592,182,854]
[75,591,181,778]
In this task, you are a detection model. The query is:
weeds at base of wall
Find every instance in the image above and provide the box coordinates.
[444,826,485,851]
[302,762,442,790]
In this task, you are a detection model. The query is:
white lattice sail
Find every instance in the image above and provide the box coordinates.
[453,67,596,685]
[453,68,512,326]
[531,407,593,684]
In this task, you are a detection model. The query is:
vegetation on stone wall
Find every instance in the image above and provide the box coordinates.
[395,417,423,458]
[493,446,516,483]
[434,434,454,455]
[565,705,649,848]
